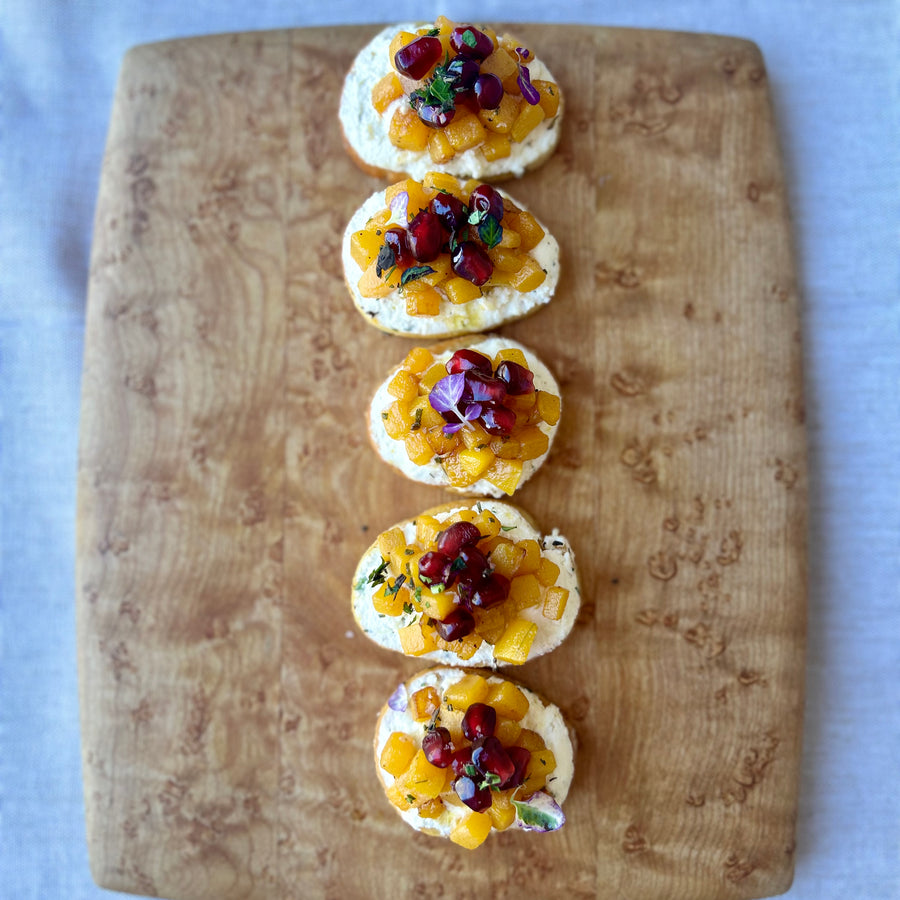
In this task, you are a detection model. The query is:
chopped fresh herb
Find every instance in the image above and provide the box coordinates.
[451,556,467,572]
[375,242,395,278]
[464,763,479,778]
[400,264,435,286]
[410,407,424,431]
[425,27,440,36]
[404,547,415,555]
[468,208,487,226]
[414,585,423,603]
[402,601,414,615]
[420,574,433,585]
[501,524,518,532]
[406,794,416,804]
[477,213,503,249]
[461,29,477,48]
[381,411,389,420]
[480,771,502,791]
[385,573,407,596]
[366,559,389,587]
[475,502,483,513]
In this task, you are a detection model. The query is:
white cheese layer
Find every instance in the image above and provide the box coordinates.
[368,335,560,497]
[342,186,560,337]
[375,667,575,838]
[351,501,580,667]
[339,23,563,181]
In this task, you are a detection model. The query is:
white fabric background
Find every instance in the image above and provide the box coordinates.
[1,1,897,897]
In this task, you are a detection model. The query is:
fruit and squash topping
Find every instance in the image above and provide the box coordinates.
[380,674,561,847]
[381,345,560,494]
[359,506,570,664]
[376,17,562,164]
[350,173,547,311]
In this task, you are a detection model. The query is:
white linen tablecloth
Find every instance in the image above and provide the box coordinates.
[1,1,897,897]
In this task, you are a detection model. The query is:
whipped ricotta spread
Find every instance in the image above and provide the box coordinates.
[342,186,560,337]
[368,335,560,497]
[352,501,580,667]
[339,23,563,181]
[375,667,575,838]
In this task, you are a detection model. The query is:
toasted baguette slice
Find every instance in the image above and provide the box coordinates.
[352,500,580,667]
[340,21,564,182]
[369,335,561,497]
[374,666,574,847]
[342,176,559,338]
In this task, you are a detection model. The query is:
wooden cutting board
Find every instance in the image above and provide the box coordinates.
[77,24,807,900]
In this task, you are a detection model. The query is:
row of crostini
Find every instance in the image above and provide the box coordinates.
[340,18,575,849]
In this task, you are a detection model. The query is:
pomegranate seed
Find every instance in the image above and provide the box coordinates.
[462,702,496,741]
[468,184,504,222]
[474,73,504,109]
[449,26,494,60]
[463,370,507,404]
[451,240,493,285]
[422,726,455,767]
[394,36,443,80]
[496,360,535,394]
[472,736,516,784]
[446,348,493,376]
[446,56,480,89]
[470,572,510,609]
[454,546,491,586]
[435,521,481,557]
[407,210,444,262]
[382,226,413,268]
[454,775,493,811]
[433,608,475,641]
[429,192,466,233]
[416,102,455,129]
[418,550,454,588]
[450,746,474,776]
[502,746,531,789]
[479,403,516,436]
[453,89,480,114]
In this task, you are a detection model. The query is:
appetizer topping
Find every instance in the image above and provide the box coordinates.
[349,172,548,314]
[381,345,560,494]
[362,504,571,664]
[379,673,562,847]
[374,17,562,165]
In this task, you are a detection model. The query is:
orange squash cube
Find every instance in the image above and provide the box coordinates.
[388,368,419,401]
[486,789,517,831]
[443,276,482,305]
[358,260,401,298]
[517,728,547,752]
[377,526,406,559]
[478,92,520,134]
[404,430,434,465]
[533,79,561,118]
[485,680,530,721]
[419,588,458,621]
[404,283,442,317]
[494,618,538,664]
[510,210,545,252]
[382,399,413,439]
[419,362,447,392]
[450,811,493,849]
[372,579,409,616]
[380,731,418,777]
[510,573,541,609]
[385,782,418,811]
[543,585,569,621]
[397,750,447,800]
[398,622,436,656]
[409,685,441,721]
[480,47,518,82]
[524,748,557,793]
[372,72,403,113]
[516,425,550,461]
[494,717,523,747]
[444,112,487,152]
[350,228,384,270]
[389,107,430,152]
[535,390,561,426]
[515,539,541,575]
[493,347,529,369]
[414,514,442,547]
[425,427,459,456]
[442,672,489,710]
[389,31,417,68]
[428,128,455,164]
[509,257,547,292]
[457,447,494,480]
[536,557,561,587]
[488,539,525,579]
[473,509,502,539]
[483,456,523,495]
[401,346,434,374]
[481,132,511,162]
[473,606,507,643]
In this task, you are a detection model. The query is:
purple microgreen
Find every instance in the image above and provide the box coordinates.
[388,683,408,712]
[512,791,566,832]
[517,63,541,106]
[428,372,465,414]
[515,46,531,61]
[387,190,409,227]
[400,265,435,286]
[477,214,502,249]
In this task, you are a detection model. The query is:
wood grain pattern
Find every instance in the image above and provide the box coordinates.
[77,25,807,900]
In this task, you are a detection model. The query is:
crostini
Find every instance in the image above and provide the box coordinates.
[375,666,574,848]
[352,500,580,666]
[369,335,561,497]
[343,172,559,338]
[340,18,564,181]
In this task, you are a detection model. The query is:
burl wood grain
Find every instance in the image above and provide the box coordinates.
[77,25,807,900]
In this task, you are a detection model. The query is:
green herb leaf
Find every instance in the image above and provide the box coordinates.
[385,573,407,596]
[375,242,396,278]
[425,27,440,36]
[464,763,479,778]
[500,524,518,532]
[365,559,389,587]
[401,265,436,286]
[410,408,424,431]
[402,601,414,615]
[477,213,503,249]
[462,29,477,48]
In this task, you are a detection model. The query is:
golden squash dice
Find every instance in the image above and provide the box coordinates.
[371,72,403,113]
[450,811,493,849]
[379,731,417,776]
[409,686,441,722]
[483,457,523,495]
[485,680,530,721]
[510,573,541,609]
[543,585,569,621]
[444,112,487,152]
[493,617,538,664]
[389,107,430,152]
[442,673,489,710]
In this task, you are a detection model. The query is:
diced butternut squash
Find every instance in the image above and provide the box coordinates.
[388,368,419,401]
[371,72,403,113]
[419,588,458,621]
[398,622,436,656]
[414,514,442,546]
[478,92,520,134]
[417,798,445,819]
[397,750,447,800]
[419,362,447,391]
[386,782,417,810]
[543,585,569,621]
[457,447,494,480]
[409,686,441,722]
[388,31,417,68]
[350,228,384,269]
[489,540,525,579]
[510,573,541,609]
[486,790,517,831]
[380,731,417,776]
[377,527,406,559]
[480,47,518,82]
[372,579,409,616]
[473,509,502,539]
[450,811,493,849]
[422,171,461,196]
[516,425,550,461]
[485,680,530,721]
[493,617,538,664]
[401,346,434,374]
[532,79,561,118]
[494,717,523,747]
[404,430,434,465]
[524,747,557,793]
[358,260,402,298]
[509,210,545,251]
[493,347,529,368]
[443,276,482,305]
[442,673,489,710]
[480,132,511,161]
[444,112,487,152]
[427,128,455,164]
[508,256,547,292]
[484,457,523,495]
[389,107,430,151]
[537,557,561,587]
[404,283,442,317]
[515,539,541,575]
[474,605,507,643]
[517,728,547,752]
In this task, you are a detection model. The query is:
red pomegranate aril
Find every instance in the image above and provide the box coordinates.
[382,227,414,268]
[394,36,443,80]
[416,102,455,129]
[451,241,493,286]
[496,360,535,394]
[446,55,480,89]
[462,702,497,741]
[502,746,531,789]
[454,545,491,587]
[450,746,474,777]
[445,348,493,376]
[470,572,510,609]
[463,370,507,404]
[472,736,516,784]
[429,192,466,233]
[468,184,504,222]
[418,550,454,587]
[479,403,516,436]
[407,209,444,262]
[449,26,494,60]
[474,73,504,109]
[454,775,493,811]
[435,521,482,557]
[434,608,475,642]
[422,726,455,768]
